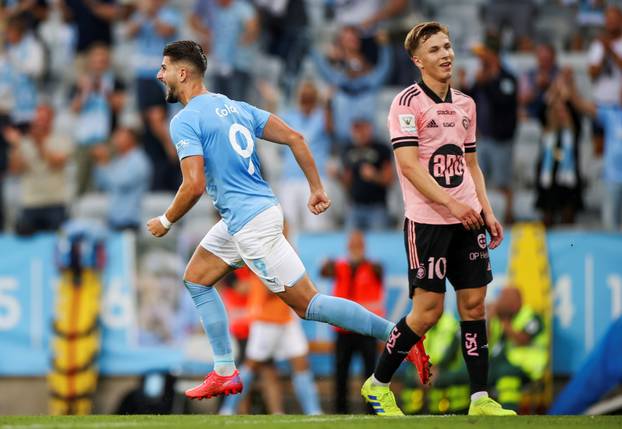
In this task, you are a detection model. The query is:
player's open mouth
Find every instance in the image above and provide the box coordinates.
[440,62,452,70]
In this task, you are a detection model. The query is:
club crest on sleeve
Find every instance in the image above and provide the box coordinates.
[176,139,190,151]
[399,114,417,133]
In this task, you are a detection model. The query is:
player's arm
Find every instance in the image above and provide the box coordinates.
[465,152,503,249]
[394,146,483,230]
[147,155,205,237]
[261,114,331,215]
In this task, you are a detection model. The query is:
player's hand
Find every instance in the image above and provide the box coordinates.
[484,211,504,249]
[307,188,331,215]
[447,199,484,231]
[147,217,169,237]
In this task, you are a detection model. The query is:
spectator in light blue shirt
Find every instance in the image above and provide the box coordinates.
[93,127,152,232]
[69,42,127,195]
[278,80,334,234]
[312,28,391,144]
[4,15,45,128]
[126,0,181,192]
[191,0,260,101]
[567,73,622,230]
[595,105,622,230]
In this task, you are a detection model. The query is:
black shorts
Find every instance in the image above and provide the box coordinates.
[403,218,493,296]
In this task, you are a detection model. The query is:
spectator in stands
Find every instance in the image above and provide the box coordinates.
[519,43,559,122]
[60,0,119,57]
[312,29,391,144]
[0,0,49,33]
[273,80,334,234]
[92,127,152,232]
[564,70,622,230]
[340,117,393,231]
[488,286,548,412]
[6,104,72,235]
[253,0,310,98]
[534,71,583,227]
[69,42,127,195]
[482,0,536,51]
[328,0,407,64]
[126,0,181,192]
[467,33,518,224]
[219,266,322,415]
[190,0,260,101]
[587,5,622,157]
[320,230,385,413]
[4,14,45,129]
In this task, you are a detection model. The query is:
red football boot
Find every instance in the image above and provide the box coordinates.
[185,370,243,400]
[405,336,432,385]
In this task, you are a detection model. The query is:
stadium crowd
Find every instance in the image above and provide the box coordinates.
[0,0,621,235]
[1,0,622,416]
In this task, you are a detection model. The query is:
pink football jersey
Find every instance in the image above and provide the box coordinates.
[388,81,481,224]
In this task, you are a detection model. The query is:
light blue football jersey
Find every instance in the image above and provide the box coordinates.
[170,93,278,234]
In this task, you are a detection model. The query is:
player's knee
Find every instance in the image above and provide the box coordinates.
[423,306,443,330]
[408,306,443,333]
[459,296,485,320]
[182,267,199,285]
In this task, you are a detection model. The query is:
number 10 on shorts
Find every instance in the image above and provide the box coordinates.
[426,257,447,280]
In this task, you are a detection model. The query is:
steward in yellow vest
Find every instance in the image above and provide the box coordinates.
[488,287,549,411]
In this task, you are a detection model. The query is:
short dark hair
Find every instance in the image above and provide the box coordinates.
[162,40,207,76]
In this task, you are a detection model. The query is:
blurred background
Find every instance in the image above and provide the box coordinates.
[0,0,621,418]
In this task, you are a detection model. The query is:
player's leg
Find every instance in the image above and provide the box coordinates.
[374,220,448,383]
[456,287,513,415]
[362,220,449,416]
[183,221,244,400]
[278,320,322,415]
[449,225,516,416]
[220,321,279,414]
[235,205,394,341]
[456,287,488,397]
[278,275,394,341]
[373,289,443,384]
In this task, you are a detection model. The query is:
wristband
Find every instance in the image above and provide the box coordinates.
[159,214,172,230]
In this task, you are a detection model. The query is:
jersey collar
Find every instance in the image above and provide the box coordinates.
[418,80,452,104]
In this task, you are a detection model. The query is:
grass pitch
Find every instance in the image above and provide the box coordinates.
[0,415,620,429]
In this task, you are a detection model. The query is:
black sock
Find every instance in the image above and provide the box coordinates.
[460,319,489,394]
[374,317,421,383]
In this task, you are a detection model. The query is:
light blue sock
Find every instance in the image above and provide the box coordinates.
[292,370,322,415]
[184,280,236,376]
[304,294,394,341]
[219,365,254,415]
